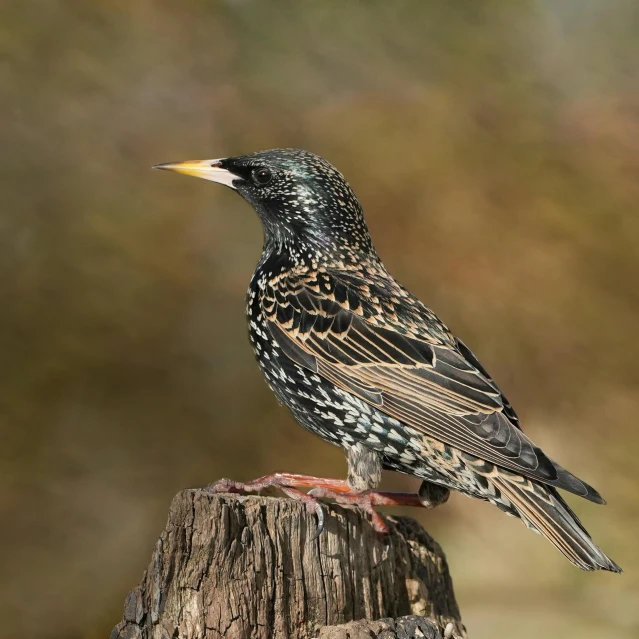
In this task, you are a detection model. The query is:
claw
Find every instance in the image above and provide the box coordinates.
[310,503,325,540]
[381,533,391,553]
[279,486,328,539]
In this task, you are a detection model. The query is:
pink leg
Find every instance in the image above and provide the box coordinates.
[205,472,353,495]
[205,473,443,536]
[310,488,390,533]
[307,488,428,534]
[205,473,354,539]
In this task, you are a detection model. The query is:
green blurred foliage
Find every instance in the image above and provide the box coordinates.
[1,1,638,637]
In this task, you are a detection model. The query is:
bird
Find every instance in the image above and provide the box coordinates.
[154,148,621,573]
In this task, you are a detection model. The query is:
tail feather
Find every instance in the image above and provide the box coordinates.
[490,472,622,573]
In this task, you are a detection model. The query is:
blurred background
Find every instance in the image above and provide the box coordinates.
[1,1,638,637]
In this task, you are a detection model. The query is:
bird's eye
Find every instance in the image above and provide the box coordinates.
[252,167,272,186]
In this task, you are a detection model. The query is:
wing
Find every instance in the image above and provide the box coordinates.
[263,270,604,504]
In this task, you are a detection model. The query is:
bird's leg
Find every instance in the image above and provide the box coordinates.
[206,472,448,507]
[307,481,450,534]
[205,472,353,495]
[308,488,424,506]
[204,473,450,537]
[307,487,394,534]
[204,473,351,539]
[308,487,432,534]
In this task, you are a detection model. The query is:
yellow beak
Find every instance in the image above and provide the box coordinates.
[152,158,238,189]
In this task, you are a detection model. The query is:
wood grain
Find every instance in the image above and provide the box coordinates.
[111,490,466,639]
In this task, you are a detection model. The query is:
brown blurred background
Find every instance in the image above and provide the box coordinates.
[1,1,638,637]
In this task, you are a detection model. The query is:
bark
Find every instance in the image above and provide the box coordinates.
[111,490,466,639]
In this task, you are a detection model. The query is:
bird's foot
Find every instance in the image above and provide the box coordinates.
[204,472,355,538]
[306,484,451,535]
[278,486,326,539]
[204,472,353,496]
[203,474,449,538]
[308,488,390,534]
[307,487,430,535]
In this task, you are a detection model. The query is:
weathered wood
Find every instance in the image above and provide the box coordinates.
[316,617,449,638]
[111,490,466,639]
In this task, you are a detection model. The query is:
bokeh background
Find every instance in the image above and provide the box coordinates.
[2,1,638,637]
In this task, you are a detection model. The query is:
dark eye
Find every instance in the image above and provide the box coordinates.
[252,167,272,186]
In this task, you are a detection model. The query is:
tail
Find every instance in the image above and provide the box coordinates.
[489,471,622,573]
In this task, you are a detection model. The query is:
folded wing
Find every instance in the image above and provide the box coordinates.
[263,271,604,504]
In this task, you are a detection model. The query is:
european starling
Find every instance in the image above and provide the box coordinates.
[154,149,620,572]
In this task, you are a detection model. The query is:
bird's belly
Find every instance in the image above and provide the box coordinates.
[255,343,370,447]
[250,328,388,447]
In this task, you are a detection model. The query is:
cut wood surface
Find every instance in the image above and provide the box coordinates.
[111,490,466,639]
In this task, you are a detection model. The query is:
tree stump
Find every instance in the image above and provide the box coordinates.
[111,490,466,639]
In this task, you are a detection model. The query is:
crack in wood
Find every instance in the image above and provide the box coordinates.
[110,491,466,639]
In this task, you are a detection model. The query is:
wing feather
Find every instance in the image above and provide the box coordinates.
[263,272,604,503]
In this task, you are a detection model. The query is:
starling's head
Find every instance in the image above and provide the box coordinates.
[154,149,375,260]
